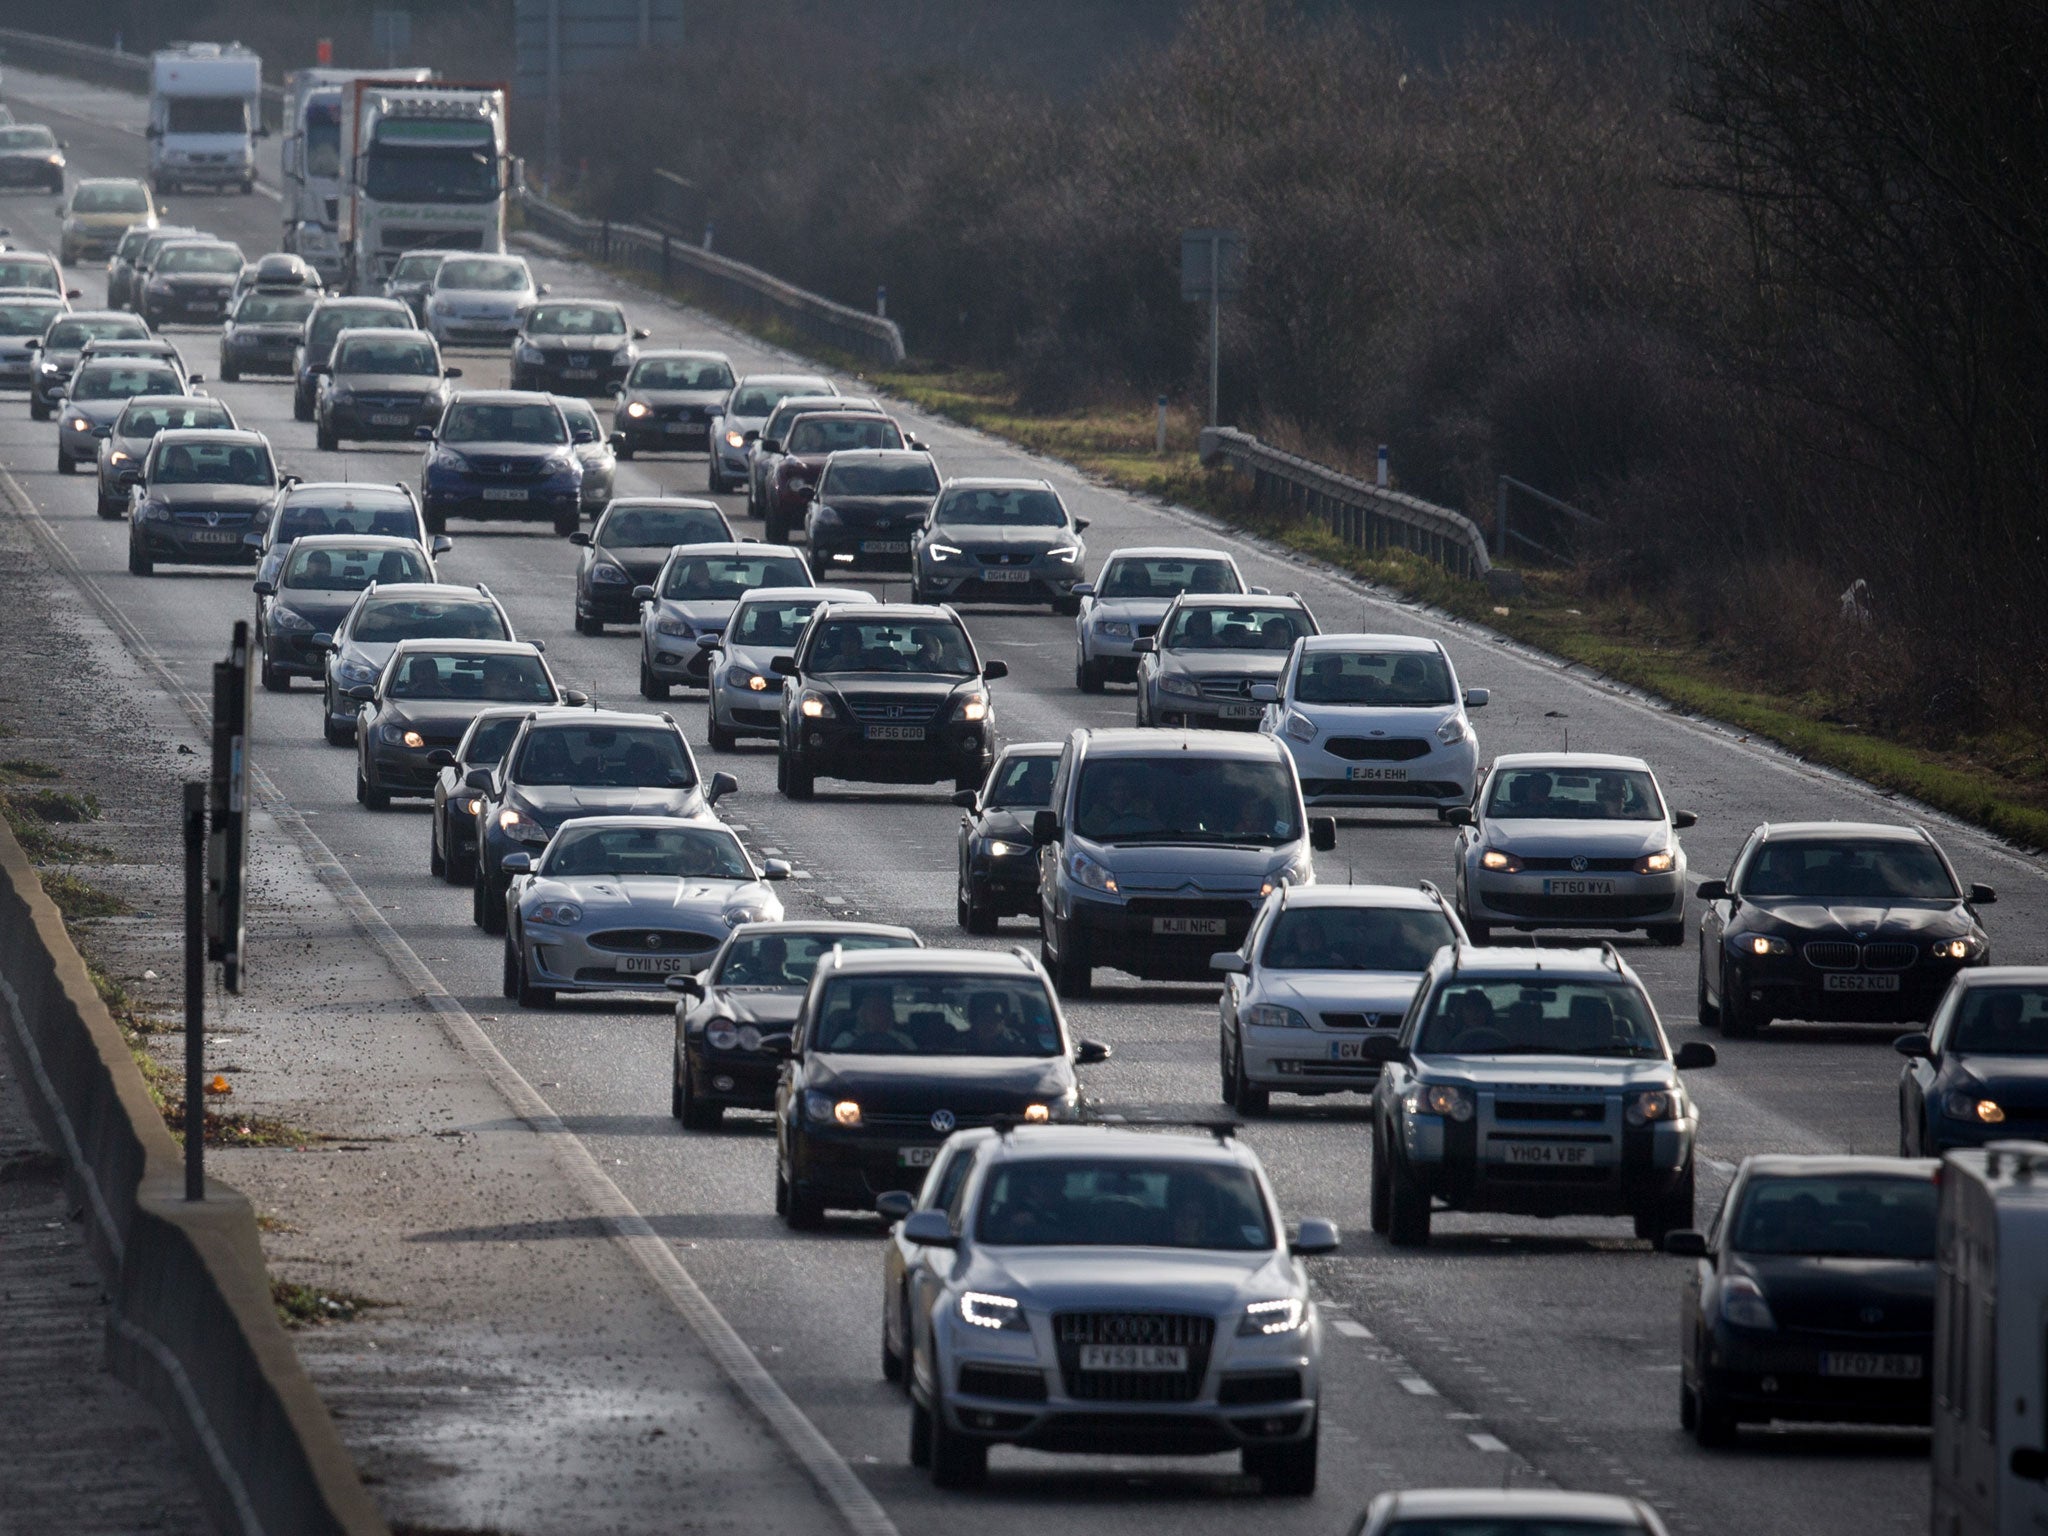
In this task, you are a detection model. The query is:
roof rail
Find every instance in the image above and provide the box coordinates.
[1598,941,1624,973]
[1078,1105,1244,1141]
[1007,944,1038,967]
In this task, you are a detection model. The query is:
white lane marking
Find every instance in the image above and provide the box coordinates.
[1331,1318,1373,1339]
[0,462,899,1536]
[1467,1432,1510,1453]
[1399,1376,1438,1396]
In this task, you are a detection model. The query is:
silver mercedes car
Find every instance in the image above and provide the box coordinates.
[501,816,790,1007]
[706,372,835,493]
[1134,594,1319,730]
[1071,546,1250,692]
[703,584,875,750]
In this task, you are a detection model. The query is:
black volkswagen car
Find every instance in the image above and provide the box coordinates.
[612,349,736,457]
[350,639,583,810]
[670,921,924,1128]
[509,298,647,394]
[570,497,733,633]
[315,327,457,449]
[216,286,318,381]
[953,741,1060,933]
[427,706,529,885]
[775,604,1005,799]
[1896,967,2048,1154]
[804,448,941,571]
[126,429,284,576]
[1696,821,1995,1038]
[772,947,1108,1226]
[1669,1154,1939,1446]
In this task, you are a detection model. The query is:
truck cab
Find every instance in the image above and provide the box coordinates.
[148,44,264,195]
[337,82,511,295]
[281,68,434,286]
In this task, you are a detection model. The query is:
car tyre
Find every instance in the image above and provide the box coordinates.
[1232,1032,1270,1116]
[29,399,50,423]
[293,389,312,423]
[260,658,290,693]
[1691,1380,1738,1448]
[1053,594,1082,618]
[928,1404,987,1489]
[707,715,737,753]
[1386,1152,1432,1247]
[95,493,122,520]
[1045,928,1091,999]
[781,1171,824,1230]
[959,875,997,936]
[423,507,446,536]
[316,419,338,452]
[127,542,153,576]
[677,1052,722,1130]
[882,1295,906,1384]
[1368,1131,1393,1234]
[1244,1419,1317,1496]
[553,510,579,537]
[480,876,508,936]
[1634,1159,1695,1249]
[513,941,554,1009]
[429,822,446,879]
[1720,986,1761,1040]
[357,762,390,811]
[1076,654,1105,693]
[909,1395,934,1469]
[574,611,601,636]
[1459,906,1490,944]
[615,439,635,461]
[56,451,74,475]
[639,655,669,700]
[1695,942,1721,1030]
[219,358,239,384]
[783,757,814,800]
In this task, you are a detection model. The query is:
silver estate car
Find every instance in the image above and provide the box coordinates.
[704,584,875,750]
[1072,546,1250,691]
[1349,1489,1673,1536]
[422,253,544,347]
[1448,752,1696,945]
[882,1121,1338,1492]
[1135,594,1319,730]
[708,372,835,493]
[501,816,789,1007]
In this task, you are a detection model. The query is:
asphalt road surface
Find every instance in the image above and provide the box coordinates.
[6,64,2042,1536]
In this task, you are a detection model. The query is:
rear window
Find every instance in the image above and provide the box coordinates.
[284,544,429,591]
[1730,1174,1938,1261]
[353,598,508,644]
[274,498,418,542]
[660,553,811,601]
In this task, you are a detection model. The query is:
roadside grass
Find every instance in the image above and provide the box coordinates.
[4,787,110,864]
[270,1279,388,1328]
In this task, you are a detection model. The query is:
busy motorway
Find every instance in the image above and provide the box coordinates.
[5,66,2045,1536]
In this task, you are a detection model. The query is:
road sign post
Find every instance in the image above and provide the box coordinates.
[1180,227,1245,429]
[182,780,206,1201]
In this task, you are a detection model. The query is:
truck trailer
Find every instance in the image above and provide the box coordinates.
[148,44,264,195]
[281,67,435,285]
[336,81,511,295]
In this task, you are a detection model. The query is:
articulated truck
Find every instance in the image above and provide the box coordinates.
[148,44,264,194]
[281,67,434,285]
[336,81,512,295]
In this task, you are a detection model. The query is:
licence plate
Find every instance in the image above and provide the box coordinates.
[861,539,910,554]
[663,421,697,434]
[619,954,688,974]
[1348,765,1409,781]
[480,488,530,502]
[864,724,925,742]
[1824,973,1901,992]
[1218,702,1261,719]
[1079,1344,1187,1372]
[1328,1038,1373,1060]
[1500,1141,1593,1166]
[190,529,241,544]
[1544,879,1616,896]
[369,412,410,426]
[982,568,1030,582]
[562,366,597,378]
[1821,1352,1923,1379]
[897,1146,939,1167]
[1153,917,1228,936]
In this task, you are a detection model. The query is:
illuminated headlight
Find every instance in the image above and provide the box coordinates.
[741,673,769,692]
[1067,849,1118,895]
[109,450,130,464]
[1435,715,1469,746]
[458,797,481,815]
[799,691,834,719]
[496,808,550,844]
[1047,545,1080,563]
[1931,937,1983,961]
[590,562,630,584]
[803,1091,860,1126]
[926,542,961,563]
[380,725,427,747]
[1022,1102,1051,1124]
[268,606,315,633]
[1625,1087,1684,1126]
[1943,1090,2004,1124]
[624,400,650,419]
[958,1292,1027,1331]
[529,901,582,925]
[1404,1082,1475,1121]
[1636,849,1677,874]
[1242,1003,1309,1031]
[1480,848,1521,873]
[986,840,1026,858]
[956,690,989,722]
[1095,619,1132,638]
[1284,711,1317,743]
[1238,1298,1305,1336]
[68,416,92,433]
[1744,935,1789,956]
[1260,857,1312,897]
[1159,675,1200,698]
[655,617,693,638]
[723,429,745,447]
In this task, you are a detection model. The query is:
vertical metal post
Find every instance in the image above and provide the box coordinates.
[1376,445,1389,489]
[703,223,713,252]
[1495,475,1508,559]
[661,231,671,287]
[1207,235,1221,429]
[876,284,888,319]
[1156,394,1169,456]
[183,780,206,1202]
[544,0,562,189]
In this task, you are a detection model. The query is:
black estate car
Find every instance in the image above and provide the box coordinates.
[1896,967,2048,1154]
[952,741,1060,933]
[428,707,530,886]
[127,429,283,576]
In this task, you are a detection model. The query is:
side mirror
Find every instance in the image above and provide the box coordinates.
[951,789,978,809]
[1463,687,1490,708]
[566,531,594,549]
[431,535,453,555]
[1672,810,1698,830]
[443,366,462,378]
[982,659,1008,681]
[537,283,551,296]
[244,532,268,552]
[633,585,657,604]
[1673,1041,1718,1071]
[426,749,457,769]
[875,1190,916,1222]
[1075,1039,1112,1065]
[695,633,722,650]
[1695,879,1728,903]
[309,362,330,375]
[1358,1034,1406,1065]
[1970,883,1998,906]
[902,1211,957,1247]
[251,578,274,595]
[572,427,596,445]
[1210,952,1246,975]
[561,689,591,708]
[1073,517,1091,532]
[463,767,495,791]
[1032,809,1061,843]
[1070,582,1095,598]
[707,770,740,803]
[187,373,206,386]
[414,425,435,440]
[761,858,792,881]
[759,438,781,455]
[666,973,703,997]
[1893,1031,1933,1060]
[1663,1230,1709,1258]
[1250,681,1278,702]
[608,431,627,450]
[1443,807,1475,827]
[1131,636,1154,654]
[742,429,759,444]
[501,852,532,875]
[347,684,376,702]
[1309,816,1337,852]
[1290,1218,1340,1257]
[2011,1447,2048,1483]
[633,327,651,340]
[66,287,82,301]
[769,655,798,677]
[311,632,334,650]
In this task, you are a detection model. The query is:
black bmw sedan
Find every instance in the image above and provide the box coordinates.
[952,741,1060,934]
[1695,821,1994,1038]
[772,947,1109,1227]
[1670,1154,1938,1446]
[1896,967,2048,1154]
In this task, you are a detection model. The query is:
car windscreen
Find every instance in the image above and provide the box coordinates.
[729,383,820,416]
[47,317,148,349]
[1261,907,1457,972]
[311,307,408,350]
[156,246,244,274]
[804,618,973,675]
[542,823,742,878]
[811,974,1060,1057]
[1731,1174,1938,1260]
[512,725,694,789]
[334,337,437,375]
[1486,767,1663,822]
[526,304,624,335]
[353,599,507,644]
[387,652,552,702]
[284,544,429,592]
[1163,605,1309,651]
[557,399,599,436]
[660,554,810,601]
[976,1160,1274,1250]
[715,931,916,988]
[70,365,180,401]
[932,486,1065,528]
[440,401,567,445]
[1072,756,1300,846]
[822,459,937,497]
[437,258,528,291]
[1416,980,1664,1058]
[1380,1522,1644,1536]
[303,103,340,176]
[164,98,247,134]
[1296,649,1455,706]
[1949,986,2048,1055]
[786,417,902,454]
[117,231,153,259]
[729,597,827,647]
[1096,557,1239,599]
[0,300,62,336]
[631,357,735,390]
[71,182,153,214]
[0,126,58,149]
[0,261,58,292]
[235,292,317,324]
[151,440,273,486]
[117,402,231,437]
[597,504,729,549]
[273,498,418,542]
[460,715,522,767]
[986,754,1056,809]
[1739,838,1960,901]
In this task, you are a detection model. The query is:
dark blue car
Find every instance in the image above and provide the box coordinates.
[418,390,585,537]
[1897,968,2048,1154]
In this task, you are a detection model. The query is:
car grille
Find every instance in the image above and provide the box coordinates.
[469,458,550,480]
[1122,897,1259,920]
[1486,893,1672,920]
[658,404,708,423]
[1217,1372,1301,1406]
[958,1365,1048,1402]
[1054,1313,1214,1403]
[1323,737,1432,762]
[350,392,428,411]
[1863,942,1919,970]
[845,695,942,725]
[171,508,255,526]
[1196,675,1257,699]
[1316,1012,1392,1030]
[1495,1100,1607,1123]
[1517,856,1641,873]
[1803,940,1918,970]
[587,929,720,955]
[856,1110,1001,1133]
[975,551,1039,567]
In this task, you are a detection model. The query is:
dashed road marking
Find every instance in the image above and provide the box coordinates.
[1399,1376,1438,1396]
[1467,1433,1510,1453]
[1331,1318,1373,1339]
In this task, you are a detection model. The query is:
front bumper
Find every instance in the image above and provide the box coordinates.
[1393,1104,1693,1218]
[98,463,142,504]
[809,527,916,570]
[788,1124,954,1209]
[519,921,727,992]
[156,161,251,187]
[131,520,260,566]
[423,477,581,523]
[1065,892,1262,981]
[59,423,111,464]
[32,370,73,408]
[1079,629,1149,679]
[709,673,782,735]
[366,740,451,797]
[579,575,644,625]
[431,317,521,346]
[712,436,751,480]
[682,1038,782,1109]
[1465,869,1685,931]
[618,414,712,450]
[0,352,36,387]
[1724,954,1970,1025]
[917,560,1081,606]
[1147,689,1267,731]
[514,355,630,393]
[787,716,991,787]
[143,289,233,322]
[223,333,302,375]
[645,629,718,685]
[1240,1024,1384,1093]
[965,846,1041,915]
[64,229,127,260]
[1698,1329,1931,1425]
[261,626,328,678]
[1287,735,1477,809]
[327,397,441,439]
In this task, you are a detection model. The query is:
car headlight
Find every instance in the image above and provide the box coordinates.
[334,657,378,684]
[1022,1102,1052,1123]
[1284,711,1317,743]
[1238,1298,1305,1336]
[737,673,770,692]
[705,1020,741,1050]
[380,725,427,747]
[958,1292,1027,1331]
[803,1090,860,1126]
[1931,937,1984,960]
[1943,1090,2005,1124]
[655,616,693,638]
[139,500,172,521]
[1404,1082,1475,1121]
[1717,1275,1776,1331]
[799,691,835,719]
[434,448,471,472]
[1743,934,1789,956]
[1067,849,1119,894]
[591,562,630,584]
[108,450,130,464]
[68,416,92,433]
[1260,856,1312,897]
[496,807,551,844]
[1047,545,1080,563]
[624,400,650,419]
[268,606,314,633]
[1625,1086,1684,1126]
[1436,715,1469,746]
[457,797,481,815]
[926,542,961,563]
[724,905,771,927]
[1636,849,1677,874]
[516,342,545,363]
[724,429,745,447]
[1242,1003,1310,1030]
[986,839,1027,858]
[955,690,989,722]
[1159,675,1200,698]
[1094,618,1132,638]
[1480,848,1521,873]
[546,453,578,476]
[529,900,582,925]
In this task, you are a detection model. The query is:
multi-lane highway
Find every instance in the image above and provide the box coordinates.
[5,63,2039,1536]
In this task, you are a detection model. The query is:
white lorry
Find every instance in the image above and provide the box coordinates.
[1932,1142,2048,1536]
[335,81,511,296]
[147,44,264,195]
[280,67,435,285]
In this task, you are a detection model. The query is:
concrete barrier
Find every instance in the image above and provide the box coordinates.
[0,820,387,1536]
